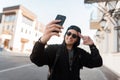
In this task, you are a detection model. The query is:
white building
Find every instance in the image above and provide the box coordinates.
[0,5,45,53]
[85,0,120,53]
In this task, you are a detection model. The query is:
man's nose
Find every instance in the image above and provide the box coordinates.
[68,35,73,39]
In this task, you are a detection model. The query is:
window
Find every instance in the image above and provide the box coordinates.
[29,31,31,34]
[35,32,37,37]
[21,28,23,32]
[22,16,33,26]
[7,25,10,30]
[4,14,15,22]
[11,25,14,32]
[25,29,27,34]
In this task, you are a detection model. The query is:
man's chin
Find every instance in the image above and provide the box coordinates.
[66,43,73,46]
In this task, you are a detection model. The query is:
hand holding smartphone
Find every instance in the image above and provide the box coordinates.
[55,14,66,26]
[53,14,66,33]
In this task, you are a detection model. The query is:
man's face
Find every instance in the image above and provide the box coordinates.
[65,29,78,46]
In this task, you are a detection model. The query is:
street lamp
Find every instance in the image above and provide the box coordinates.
[94,19,106,41]
[100,18,111,33]
[100,19,106,28]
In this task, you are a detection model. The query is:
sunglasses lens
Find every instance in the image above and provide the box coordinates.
[66,32,77,38]
[67,32,71,36]
[72,34,77,38]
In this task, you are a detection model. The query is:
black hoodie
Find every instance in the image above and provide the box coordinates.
[30,26,103,80]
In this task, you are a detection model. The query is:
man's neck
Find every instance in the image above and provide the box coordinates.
[66,45,73,51]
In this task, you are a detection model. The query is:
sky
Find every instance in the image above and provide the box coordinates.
[0,0,97,40]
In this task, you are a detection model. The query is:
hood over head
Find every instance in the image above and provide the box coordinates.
[63,25,81,47]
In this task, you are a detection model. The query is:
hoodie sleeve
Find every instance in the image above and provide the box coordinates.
[30,41,48,66]
[30,41,58,67]
[80,44,103,68]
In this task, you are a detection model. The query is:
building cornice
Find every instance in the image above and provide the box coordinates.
[3,5,37,21]
[84,0,120,3]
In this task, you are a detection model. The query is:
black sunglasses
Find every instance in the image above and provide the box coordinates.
[66,32,78,38]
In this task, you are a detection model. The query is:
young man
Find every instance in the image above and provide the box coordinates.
[30,20,103,80]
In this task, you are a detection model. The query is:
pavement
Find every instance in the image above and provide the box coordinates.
[0,49,120,80]
[0,49,30,57]
[101,53,120,80]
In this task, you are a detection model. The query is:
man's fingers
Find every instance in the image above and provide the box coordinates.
[47,21,63,30]
[78,32,84,39]
[51,31,60,37]
[48,20,61,25]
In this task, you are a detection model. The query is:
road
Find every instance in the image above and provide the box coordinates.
[0,53,119,80]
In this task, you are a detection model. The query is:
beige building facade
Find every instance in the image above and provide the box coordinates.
[0,5,45,53]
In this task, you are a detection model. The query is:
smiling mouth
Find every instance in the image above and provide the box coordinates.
[67,39,73,42]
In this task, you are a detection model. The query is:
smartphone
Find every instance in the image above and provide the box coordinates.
[55,14,66,26]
